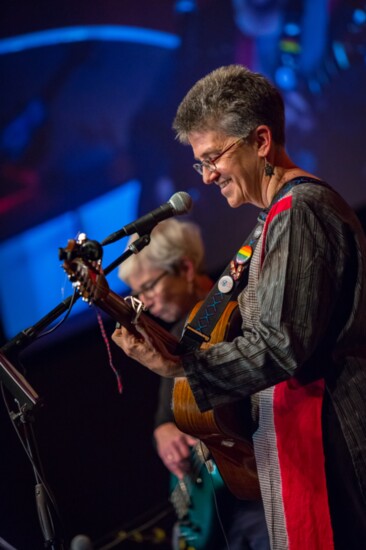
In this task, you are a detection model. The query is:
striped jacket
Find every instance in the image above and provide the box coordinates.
[182,181,366,549]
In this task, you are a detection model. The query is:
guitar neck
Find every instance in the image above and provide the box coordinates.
[94,289,180,355]
[61,250,180,355]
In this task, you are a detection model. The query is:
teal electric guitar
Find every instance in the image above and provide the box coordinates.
[170,443,226,550]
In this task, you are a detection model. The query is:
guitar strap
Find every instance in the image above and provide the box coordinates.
[178,215,264,352]
[178,177,327,352]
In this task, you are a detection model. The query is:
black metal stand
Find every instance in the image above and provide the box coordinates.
[0,352,61,548]
[16,405,60,549]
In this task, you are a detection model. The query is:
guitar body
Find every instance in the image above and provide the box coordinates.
[173,301,260,500]
[170,445,225,550]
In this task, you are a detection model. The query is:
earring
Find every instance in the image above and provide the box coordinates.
[264,158,275,177]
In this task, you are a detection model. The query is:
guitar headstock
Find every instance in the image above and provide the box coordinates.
[60,238,109,304]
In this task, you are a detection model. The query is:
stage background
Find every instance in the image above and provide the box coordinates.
[0,1,365,548]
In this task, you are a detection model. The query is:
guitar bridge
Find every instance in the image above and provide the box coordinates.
[125,296,147,324]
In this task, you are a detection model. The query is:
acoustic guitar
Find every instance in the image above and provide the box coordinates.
[173,302,259,500]
[61,239,260,500]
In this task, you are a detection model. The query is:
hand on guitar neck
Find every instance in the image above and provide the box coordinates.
[61,237,184,377]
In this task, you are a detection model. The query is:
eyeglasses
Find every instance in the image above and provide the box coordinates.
[193,137,244,176]
[131,271,168,298]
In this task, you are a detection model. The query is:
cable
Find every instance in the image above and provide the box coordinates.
[94,501,174,549]
[34,287,79,340]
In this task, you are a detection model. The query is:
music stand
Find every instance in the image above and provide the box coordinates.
[0,353,61,548]
[0,351,40,414]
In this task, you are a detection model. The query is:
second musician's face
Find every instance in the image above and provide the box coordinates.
[128,264,193,324]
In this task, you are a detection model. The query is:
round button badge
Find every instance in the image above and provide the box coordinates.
[218,275,234,294]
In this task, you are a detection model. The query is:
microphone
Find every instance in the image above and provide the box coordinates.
[70,534,94,550]
[101,191,192,245]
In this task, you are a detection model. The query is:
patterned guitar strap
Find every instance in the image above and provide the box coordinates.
[179,177,326,352]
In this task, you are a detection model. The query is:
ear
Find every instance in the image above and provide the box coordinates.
[179,257,195,282]
[254,125,272,158]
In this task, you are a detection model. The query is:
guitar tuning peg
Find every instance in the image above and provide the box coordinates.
[76,232,87,243]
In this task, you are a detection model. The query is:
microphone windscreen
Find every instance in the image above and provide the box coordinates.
[169,191,193,214]
[70,534,94,550]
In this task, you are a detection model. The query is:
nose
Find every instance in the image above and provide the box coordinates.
[202,166,219,185]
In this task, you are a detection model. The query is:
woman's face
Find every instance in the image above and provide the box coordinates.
[127,262,194,324]
[189,129,266,208]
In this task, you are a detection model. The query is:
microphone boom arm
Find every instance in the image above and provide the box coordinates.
[1,235,151,359]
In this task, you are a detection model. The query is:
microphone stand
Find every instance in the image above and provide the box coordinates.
[1,233,151,359]
[0,233,151,549]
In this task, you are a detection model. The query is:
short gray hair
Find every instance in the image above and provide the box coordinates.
[118,218,205,284]
[173,64,285,145]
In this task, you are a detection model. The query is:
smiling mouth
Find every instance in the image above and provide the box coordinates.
[215,178,230,190]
